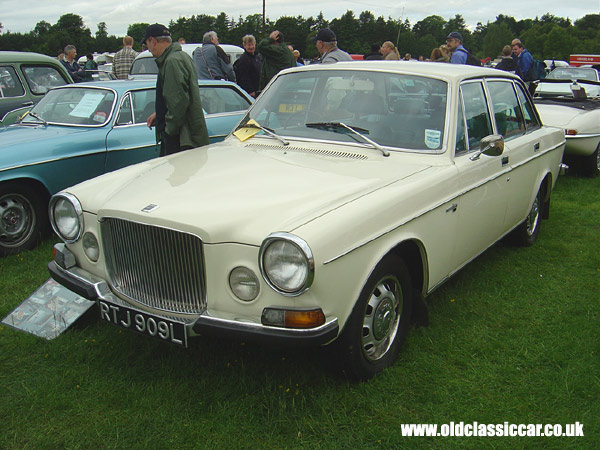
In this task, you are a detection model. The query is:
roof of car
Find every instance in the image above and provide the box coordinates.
[135,43,244,59]
[52,78,244,92]
[0,51,66,64]
[281,60,521,82]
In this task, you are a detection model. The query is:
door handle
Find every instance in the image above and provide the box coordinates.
[534,142,540,152]
[445,203,457,213]
[502,156,509,166]
[21,101,34,107]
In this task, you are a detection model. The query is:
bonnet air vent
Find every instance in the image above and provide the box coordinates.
[245,143,369,160]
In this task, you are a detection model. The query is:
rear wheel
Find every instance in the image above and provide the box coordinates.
[331,254,413,381]
[0,183,48,256]
[510,184,543,247]
[581,144,600,178]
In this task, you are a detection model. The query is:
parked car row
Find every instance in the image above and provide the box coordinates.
[46,62,566,380]
[0,79,252,256]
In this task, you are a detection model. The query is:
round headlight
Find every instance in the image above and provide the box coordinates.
[229,266,260,301]
[50,194,83,243]
[260,233,314,296]
[82,232,99,262]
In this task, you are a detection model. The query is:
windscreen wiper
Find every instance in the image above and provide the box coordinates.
[306,122,389,157]
[27,111,48,126]
[237,120,289,146]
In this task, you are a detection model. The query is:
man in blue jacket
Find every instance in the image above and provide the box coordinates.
[446,32,467,64]
[512,41,534,80]
[193,31,236,81]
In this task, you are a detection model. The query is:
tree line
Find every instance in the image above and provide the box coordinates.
[0,12,598,62]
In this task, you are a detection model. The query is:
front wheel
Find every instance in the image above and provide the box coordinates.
[331,254,413,381]
[0,183,48,256]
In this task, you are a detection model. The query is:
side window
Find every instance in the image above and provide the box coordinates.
[455,95,467,154]
[198,86,251,114]
[0,66,25,98]
[487,80,525,140]
[131,89,155,124]
[515,84,541,132]
[22,65,69,95]
[460,82,492,151]
[116,94,133,125]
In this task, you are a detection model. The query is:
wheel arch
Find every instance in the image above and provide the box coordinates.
[387,239,428,300]
[539,171,552,220]
[0,176,52,205]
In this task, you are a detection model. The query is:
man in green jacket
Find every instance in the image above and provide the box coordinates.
[143,23,209,155]
[257,30,296,92]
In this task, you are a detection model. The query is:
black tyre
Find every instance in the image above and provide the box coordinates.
[510,184,543,247]
[581,144,600,178]
[332,254,413,381]
[0,183,48,256]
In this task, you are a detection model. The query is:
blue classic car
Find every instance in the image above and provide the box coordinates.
[0,79,252,255]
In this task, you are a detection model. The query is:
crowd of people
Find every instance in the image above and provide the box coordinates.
[58,25,540,103]
[55,24,542,157]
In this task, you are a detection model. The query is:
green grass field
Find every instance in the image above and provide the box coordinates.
[1,173,598,449]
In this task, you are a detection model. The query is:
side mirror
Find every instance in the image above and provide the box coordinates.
[470,134,504,160]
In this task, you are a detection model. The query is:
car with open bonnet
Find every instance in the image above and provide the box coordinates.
[48,62,565,380]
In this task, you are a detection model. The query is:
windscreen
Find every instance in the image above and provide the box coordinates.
[246,69,448,151]
[22,87,115,126]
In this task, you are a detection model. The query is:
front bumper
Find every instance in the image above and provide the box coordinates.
[48,260,339,347]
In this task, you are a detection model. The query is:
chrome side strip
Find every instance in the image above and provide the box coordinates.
[324,142,562,265]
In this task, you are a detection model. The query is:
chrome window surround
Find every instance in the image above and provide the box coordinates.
[259,232,315,297]
[48,192,84,243]
[100,218,207,314]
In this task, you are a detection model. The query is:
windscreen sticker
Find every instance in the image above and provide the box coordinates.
[69,93,105,118]
[425,129,442,149]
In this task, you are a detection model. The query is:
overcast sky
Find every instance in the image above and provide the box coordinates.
[1,0,599,38]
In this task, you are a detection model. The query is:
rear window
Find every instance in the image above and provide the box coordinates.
[22,65,70,95]
[130,57,158,75]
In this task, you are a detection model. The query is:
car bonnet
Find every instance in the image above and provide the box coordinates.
[67,141,433,245]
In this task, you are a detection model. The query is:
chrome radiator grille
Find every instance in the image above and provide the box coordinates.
[101,218,206,314]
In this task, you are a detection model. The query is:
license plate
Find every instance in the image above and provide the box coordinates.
[98,300,188,347]
[278,103,306,113]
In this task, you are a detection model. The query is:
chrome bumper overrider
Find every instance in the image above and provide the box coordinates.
[48,260,339,346]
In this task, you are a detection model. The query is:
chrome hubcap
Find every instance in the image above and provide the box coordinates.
[361,276,402,362]
[0,194,33,247]
[526,193,540,237]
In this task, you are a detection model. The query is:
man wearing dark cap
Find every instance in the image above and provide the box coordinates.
[446,31,467,64]
[311,29,352,64]
[142,23,209,156]
[257,30,296,91]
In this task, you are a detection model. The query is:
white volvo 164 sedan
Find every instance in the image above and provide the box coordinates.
[48,62,565,380]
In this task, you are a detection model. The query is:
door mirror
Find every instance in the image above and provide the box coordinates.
[481,134,504,156]
[471,134,504,160]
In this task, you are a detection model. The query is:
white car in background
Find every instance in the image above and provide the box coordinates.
[129,43,243,80]
[48,62,565,380]
[534,69,600,176]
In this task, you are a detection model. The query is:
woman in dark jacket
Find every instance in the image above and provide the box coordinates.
[495,45,523,79]
[234,35,262,98]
